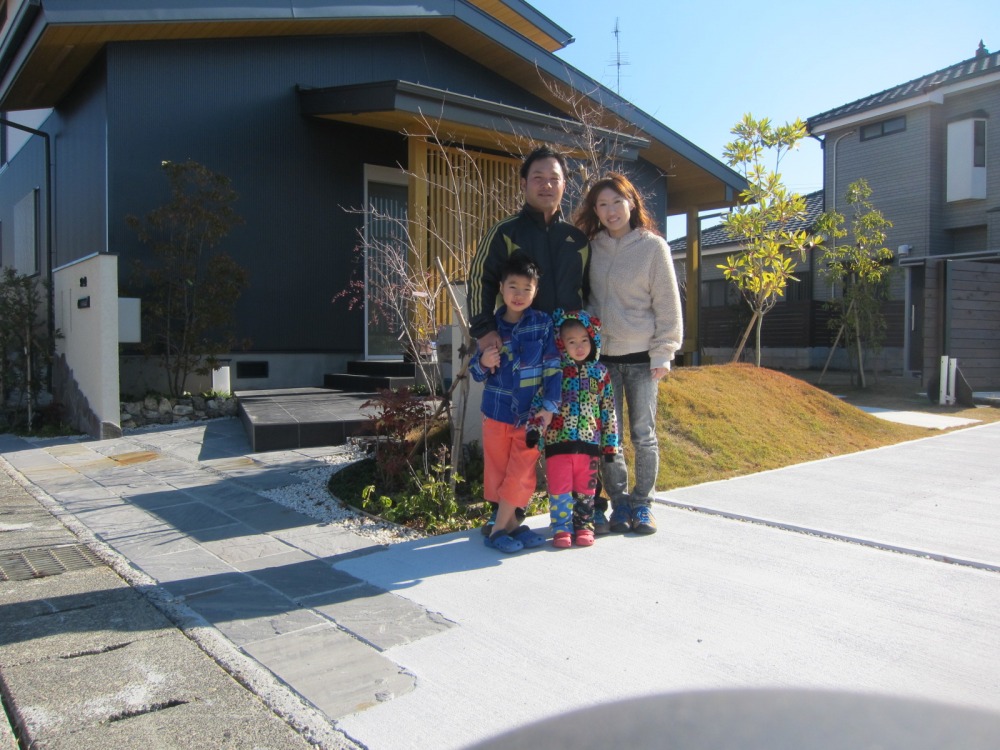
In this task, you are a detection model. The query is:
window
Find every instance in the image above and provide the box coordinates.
[947,118,987,201]
[860,116,906,141]
[974,119,986,168]
[236,361,269,379]
[784,275,813,303]
[700,279,740,308]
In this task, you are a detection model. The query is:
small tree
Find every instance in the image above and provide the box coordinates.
[718,114,825,365]
[0,268,60,432]
[815,178,894,385]
[127,160,248,397]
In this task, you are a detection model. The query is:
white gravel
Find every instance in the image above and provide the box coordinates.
[259,448,425,545]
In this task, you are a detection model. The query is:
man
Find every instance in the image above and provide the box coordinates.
[467,146,589,355]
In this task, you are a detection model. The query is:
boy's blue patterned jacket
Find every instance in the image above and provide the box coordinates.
[470,306,561,426]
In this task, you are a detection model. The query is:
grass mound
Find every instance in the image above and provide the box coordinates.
[654,364,930,490]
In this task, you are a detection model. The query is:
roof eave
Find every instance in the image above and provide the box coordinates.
[298,79,650,158]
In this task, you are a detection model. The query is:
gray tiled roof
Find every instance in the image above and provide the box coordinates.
[669,190,825,254]
[807,44,1000,129]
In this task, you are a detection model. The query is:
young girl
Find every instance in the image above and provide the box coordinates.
[575,173,682,536]
[529,309,619,548]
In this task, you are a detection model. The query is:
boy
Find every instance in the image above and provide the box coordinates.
[528,309,619,548]
[470,255,562,553]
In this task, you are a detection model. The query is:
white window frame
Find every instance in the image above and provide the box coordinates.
[947,118,987,202]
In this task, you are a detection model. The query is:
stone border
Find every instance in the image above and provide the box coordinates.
[120,394,238,430]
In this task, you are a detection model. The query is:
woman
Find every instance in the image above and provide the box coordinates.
[575,173,682,535]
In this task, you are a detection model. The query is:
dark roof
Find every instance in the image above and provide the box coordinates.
[808,44,1000,129]
[0,0,746,210]
[669,190,825,254]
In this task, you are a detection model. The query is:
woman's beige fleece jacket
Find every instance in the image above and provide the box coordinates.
[588,228,683,370]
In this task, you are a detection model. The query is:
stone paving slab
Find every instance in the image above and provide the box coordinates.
[302,583,455,651]
[243,624,416,720]
[140,548,244,593]
[176,578,329,646]
[272,525,381,559]
[222,500,317,533]
[232,547,316,572]
[98,526,199,563]
[78,503,178,544]
[197,522,293,556]
[185,482,276,510]
[147,501,239,534]
[123,487,204,511]
[247,557,362,601]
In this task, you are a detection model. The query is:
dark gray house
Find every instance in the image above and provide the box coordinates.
[0,0,744,433]
[807,42,1000,390]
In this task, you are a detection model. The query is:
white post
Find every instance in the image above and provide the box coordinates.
[947,358,958,406]
[213,364,231,395]
[938,356,949,405]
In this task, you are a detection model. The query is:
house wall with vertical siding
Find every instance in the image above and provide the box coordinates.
[825,111,933,268]
[90,33,586,355]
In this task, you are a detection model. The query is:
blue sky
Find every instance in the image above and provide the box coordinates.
[528,0,997,237]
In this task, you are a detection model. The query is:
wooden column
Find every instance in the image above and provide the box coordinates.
[407,137,429,274]
[683,206,701,364]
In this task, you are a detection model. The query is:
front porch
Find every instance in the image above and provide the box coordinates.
[237,387,376,453]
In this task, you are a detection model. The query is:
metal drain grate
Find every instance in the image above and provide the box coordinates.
[0,544,105,582]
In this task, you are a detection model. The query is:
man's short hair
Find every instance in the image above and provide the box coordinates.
[499,253,542,284]
[520,146,569,180]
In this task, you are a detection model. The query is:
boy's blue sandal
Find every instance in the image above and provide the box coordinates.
[485,533,524,553]
[510,525,545,549]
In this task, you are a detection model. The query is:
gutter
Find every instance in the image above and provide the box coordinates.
[0,0,42,98]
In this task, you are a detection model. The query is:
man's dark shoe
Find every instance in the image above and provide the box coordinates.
[608,504,632,533]
[593,509,611,535]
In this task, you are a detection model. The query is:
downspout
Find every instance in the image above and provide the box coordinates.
[830,130,856,217]
[1,117,54,392]
[827,129,856,301]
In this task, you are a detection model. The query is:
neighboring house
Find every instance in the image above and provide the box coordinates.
[669,190,845,368]
[807,41,1000,390]
[0,0,744,435]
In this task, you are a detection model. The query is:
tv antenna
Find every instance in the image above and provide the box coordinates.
[611,17,630,94]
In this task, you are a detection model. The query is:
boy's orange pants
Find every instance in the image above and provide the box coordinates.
[482,416,538,508]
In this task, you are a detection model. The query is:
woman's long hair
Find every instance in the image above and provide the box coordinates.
[573,172,660,239]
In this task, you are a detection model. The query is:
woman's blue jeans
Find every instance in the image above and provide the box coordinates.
[601,361,659,507]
